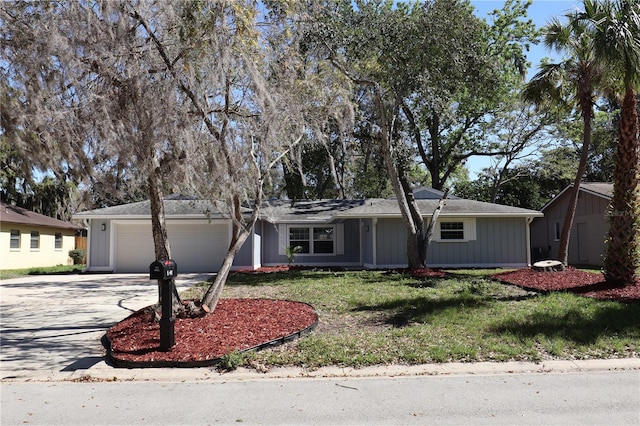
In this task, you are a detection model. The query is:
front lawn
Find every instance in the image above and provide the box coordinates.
[0,264,86,280]
[181,269,640,368]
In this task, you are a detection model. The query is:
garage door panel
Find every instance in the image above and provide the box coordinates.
[168,223,228,272]
[115,224,154,273]
[115,221,228,273]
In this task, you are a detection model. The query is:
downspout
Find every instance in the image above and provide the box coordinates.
[83,219,90,272]
[372,217,378,268]
[526,217,533,267]
[359,219,364,267]
[258,220,264,270]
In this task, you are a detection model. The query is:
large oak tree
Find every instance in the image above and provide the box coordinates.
[1,1,351,313]
[304,0,536,268]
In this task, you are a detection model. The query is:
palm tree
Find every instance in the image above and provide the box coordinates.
[523,14,606,267]
[579,0,640,286]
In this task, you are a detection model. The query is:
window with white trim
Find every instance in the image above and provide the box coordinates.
[55,232,63,249]
[10,229,20,249]
[289,226,334,254]
[434,218,476,242]
[440,222,464,240]
[279,223,344,255]
[289,227,311,253]
[30,231,40,250]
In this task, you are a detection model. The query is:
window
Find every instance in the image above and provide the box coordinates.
[434,219,476,242]
[289,227,310,253]
[55,232,63,249]
[281,224,344,256]
[440,222,465,240]
[10,229,20,249]
[313,227,334,254]
[554,222,561,241]
[288,226,335,254]
[30,231,40,250]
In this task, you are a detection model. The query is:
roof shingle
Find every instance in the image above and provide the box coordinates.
[1,203,82,230]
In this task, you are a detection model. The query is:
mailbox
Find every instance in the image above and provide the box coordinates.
[149,259,178,280]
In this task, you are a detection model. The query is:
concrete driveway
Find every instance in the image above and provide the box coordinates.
[0,273,212,380]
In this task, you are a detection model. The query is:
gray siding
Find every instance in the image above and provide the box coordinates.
[89,219,111,268]
[375,217,529,267]
[233,224,263,269]
[531,190,609,266]
[261,219,361,266]
[376,219,407,266]
[429,217,527,266]
[234,235,252,268]
[362,218,374,266]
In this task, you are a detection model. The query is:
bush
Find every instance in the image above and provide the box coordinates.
[218,350,245,371]
[69,249,86,264]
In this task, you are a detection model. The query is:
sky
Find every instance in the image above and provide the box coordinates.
[465,0,582,178]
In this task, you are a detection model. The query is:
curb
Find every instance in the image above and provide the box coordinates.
[3,358,638,383]
[65,357,640,383]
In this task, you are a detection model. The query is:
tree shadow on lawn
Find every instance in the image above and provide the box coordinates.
[403,275,449,289]
[489,302,640,344]
[223,270,312,287]
[353,294,491,327]
[353,277,540,327]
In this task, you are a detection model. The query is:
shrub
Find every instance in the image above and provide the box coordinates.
[69,249,86,264]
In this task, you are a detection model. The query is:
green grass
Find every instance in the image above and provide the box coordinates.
[0,264,86,280]
[183,269,640,368]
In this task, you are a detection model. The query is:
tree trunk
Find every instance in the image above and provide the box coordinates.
[604,87,640,286]
[201,195,259,312]
[200,235,246,313]
[371,92,424,269]
[380,138,423,269]
[422,188,449,265]
[557,103,592,266]
[148,158,182,312]
[326,63,425,269]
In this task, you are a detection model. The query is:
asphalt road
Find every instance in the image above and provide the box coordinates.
[2,370,639,425]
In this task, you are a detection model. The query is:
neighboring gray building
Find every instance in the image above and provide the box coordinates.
[73,188,542,273]
[530,182,612,266]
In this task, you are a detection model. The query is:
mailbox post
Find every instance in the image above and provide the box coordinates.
[149,259,177,351]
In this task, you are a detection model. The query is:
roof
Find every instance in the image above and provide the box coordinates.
[333,198,542,219]
[72,196,244,219]
[260,199,368,223]
[579,182,613,199]
[1,202,83,230]
[412,187,460,200]
[72,190,543,223]
[540,182,612,212]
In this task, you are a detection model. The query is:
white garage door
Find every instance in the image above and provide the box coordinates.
[115,221,229,273]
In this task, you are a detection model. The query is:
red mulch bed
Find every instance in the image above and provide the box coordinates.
[106,267,639,368]
[106,298,317,368]
[492,267,640,302]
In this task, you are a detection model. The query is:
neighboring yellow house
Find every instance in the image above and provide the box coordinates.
[0,202,84,270]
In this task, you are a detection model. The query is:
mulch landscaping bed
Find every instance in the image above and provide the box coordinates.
[492,267,640,302]
[105,298,317,368]
[106,266,639,368]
